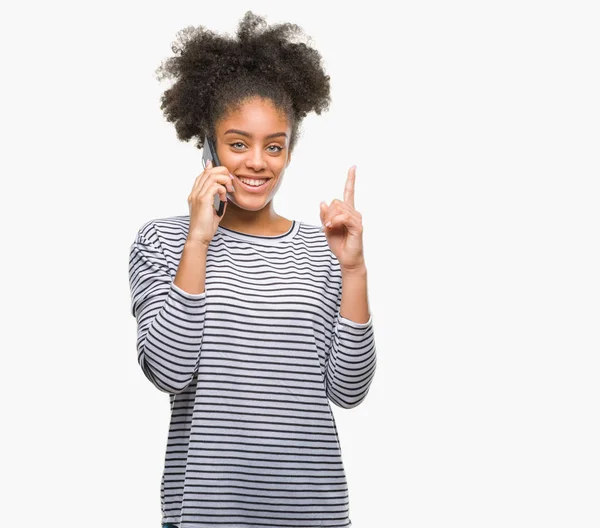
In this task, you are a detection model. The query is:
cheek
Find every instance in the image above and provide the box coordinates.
[270,178,284,193]
[271,164,286,184]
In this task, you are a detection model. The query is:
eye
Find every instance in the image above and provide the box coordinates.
[229,142,283,153]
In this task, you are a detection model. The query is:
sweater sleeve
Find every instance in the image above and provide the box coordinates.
[128,231,207,394]
[325,282,377,409]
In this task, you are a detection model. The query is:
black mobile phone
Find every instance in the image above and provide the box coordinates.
[202,137,226,217]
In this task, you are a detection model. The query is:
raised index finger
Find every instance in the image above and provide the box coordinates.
[344,165,356,208]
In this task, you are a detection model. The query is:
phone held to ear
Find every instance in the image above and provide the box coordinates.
[202,137,226,217]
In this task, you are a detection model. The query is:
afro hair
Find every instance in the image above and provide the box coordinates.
[155,10,332,154]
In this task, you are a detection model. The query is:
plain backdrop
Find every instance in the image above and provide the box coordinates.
[1,1,599,527]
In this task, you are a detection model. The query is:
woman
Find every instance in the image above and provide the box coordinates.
[129,11,377,527]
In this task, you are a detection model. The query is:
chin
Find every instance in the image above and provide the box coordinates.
[228,196,272,211]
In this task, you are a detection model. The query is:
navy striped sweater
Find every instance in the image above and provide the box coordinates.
[128,215,377,527]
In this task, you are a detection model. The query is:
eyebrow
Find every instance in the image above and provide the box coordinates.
[224,129,288,140]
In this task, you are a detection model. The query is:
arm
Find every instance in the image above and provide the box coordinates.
[325,264,377,409]
[128,231,207,394]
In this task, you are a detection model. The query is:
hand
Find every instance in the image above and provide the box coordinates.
[187,159,236,246]
[319,165,366,271]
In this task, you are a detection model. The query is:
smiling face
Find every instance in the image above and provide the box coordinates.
[213,97,293,211]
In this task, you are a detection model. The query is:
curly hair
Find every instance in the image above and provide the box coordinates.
[154,11,331,154]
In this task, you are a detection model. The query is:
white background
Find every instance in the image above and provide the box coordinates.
[1,1,599,527]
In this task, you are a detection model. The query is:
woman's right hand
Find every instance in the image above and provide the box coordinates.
[187,159,235,246]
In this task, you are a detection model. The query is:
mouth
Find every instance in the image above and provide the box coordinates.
[234,175,272,194]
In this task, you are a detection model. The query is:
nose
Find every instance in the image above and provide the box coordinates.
[245,147,267,171]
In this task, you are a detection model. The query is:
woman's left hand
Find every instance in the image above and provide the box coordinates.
[319,165,366,272]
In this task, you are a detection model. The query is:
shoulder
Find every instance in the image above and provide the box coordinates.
[296,221,328,248]
[296,221,340,271]
[131,214,190,274]
[133,214,190,246]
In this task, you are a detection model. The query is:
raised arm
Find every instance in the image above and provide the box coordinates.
[319,165,377,408]
[325,266,377,408]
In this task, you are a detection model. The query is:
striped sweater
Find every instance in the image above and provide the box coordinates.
[128,215,377,527]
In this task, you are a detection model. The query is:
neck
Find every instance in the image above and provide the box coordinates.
[219,201,288,235]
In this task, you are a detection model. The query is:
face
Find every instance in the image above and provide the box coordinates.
[214,97,292,211]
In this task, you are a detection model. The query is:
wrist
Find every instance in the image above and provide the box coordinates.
[341,261,367,276]
[184,239,210,253]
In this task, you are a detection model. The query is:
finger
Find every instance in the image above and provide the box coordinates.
[325,206,363,230]
[344,165,356,208]
[194,174,233,198]
[323,200,353,223]
[192,159,215,194]
[319,201,329,225]
[201,182,228,204]
[323,212,351,231]
[321,200,340,230]
[323,199,349,224]
[191,173,205,196]
[190,180,228,211]
[197,172,235,197]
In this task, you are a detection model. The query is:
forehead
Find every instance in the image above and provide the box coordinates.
[217,97,290,135]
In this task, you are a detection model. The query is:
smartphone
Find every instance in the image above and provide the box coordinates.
[202,137,226,217]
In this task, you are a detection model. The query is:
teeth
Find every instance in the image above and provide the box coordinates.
[240,177,268,187]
